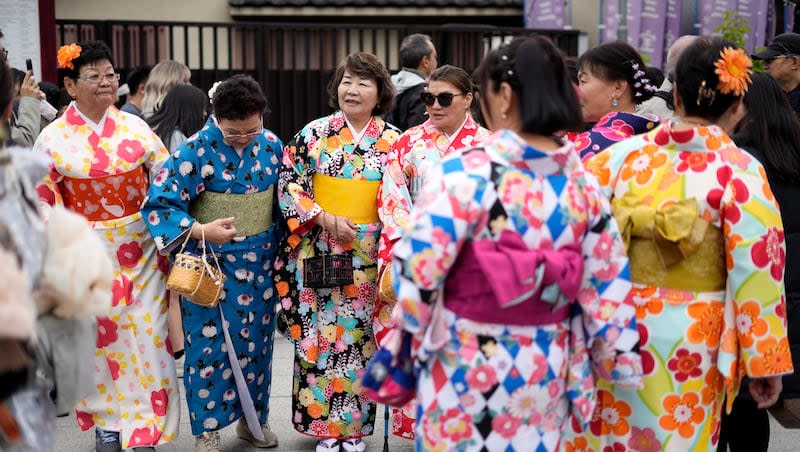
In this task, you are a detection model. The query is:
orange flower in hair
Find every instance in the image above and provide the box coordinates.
[57,44,82,70]
[714,47,752,96]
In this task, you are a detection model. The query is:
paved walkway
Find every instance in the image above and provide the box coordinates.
[54,334,798,451]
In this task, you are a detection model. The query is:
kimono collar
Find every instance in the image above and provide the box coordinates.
[655,118,738,154]
[67,101,110,134]
[422,115,470,143]
[595,111,660,135]
[344,114,374,149]
[491,129,579,176]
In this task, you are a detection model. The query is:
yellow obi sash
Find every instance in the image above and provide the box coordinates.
[612,193,726,292]
[312,173,380,224]
[189,187,274,237]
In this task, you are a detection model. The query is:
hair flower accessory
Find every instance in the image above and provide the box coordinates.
[714,47,752,96]
[57,44,82,70]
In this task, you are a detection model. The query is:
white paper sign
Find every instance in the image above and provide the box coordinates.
[0,0,42,77]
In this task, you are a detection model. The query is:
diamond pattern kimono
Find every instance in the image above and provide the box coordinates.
[390,130,641,452]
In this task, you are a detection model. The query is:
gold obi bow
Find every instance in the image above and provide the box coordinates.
[611,193,709,268]
[611,193,726,292]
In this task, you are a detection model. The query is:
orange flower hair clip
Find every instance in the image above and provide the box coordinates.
[714,47,752,96]
[57,44,82,70]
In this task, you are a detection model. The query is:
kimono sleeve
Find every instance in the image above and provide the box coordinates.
[719,159,792,384]
[140,139,204,255]
[33,132,64,207]
[277,127,322,239]
[377,136,414,272]
[577,174,641,387]
[391,155,482,347]
[142,125,170,178]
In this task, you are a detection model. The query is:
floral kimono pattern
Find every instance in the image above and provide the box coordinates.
[274,111,400,439]
[391,130,641,451]
[567,111,660,161]
[141,117,284,436]
[34,104,179,448]
[376,116,488,439]
[567,121,793,451]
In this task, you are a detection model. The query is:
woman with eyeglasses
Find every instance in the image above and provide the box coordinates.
[374,64,488,440]
[33,40,179,452]
[142,74,284,452]
[274,52,400,452]
[567,41,660,161]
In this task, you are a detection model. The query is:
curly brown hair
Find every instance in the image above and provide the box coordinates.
[327,52,394,116]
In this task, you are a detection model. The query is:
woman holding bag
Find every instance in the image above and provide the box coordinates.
[273,52,399,452]
[142,74,283,452]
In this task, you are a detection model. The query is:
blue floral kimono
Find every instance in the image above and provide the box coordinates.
[142,117,284,435]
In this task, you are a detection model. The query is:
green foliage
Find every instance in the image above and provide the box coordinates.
[716,12,764,72]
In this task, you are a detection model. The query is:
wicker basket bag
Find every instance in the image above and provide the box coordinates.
[166,228,226,307]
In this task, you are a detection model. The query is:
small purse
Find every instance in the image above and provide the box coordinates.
[362,327,417,407]
[166,228,226,307]
[302,223,354,289]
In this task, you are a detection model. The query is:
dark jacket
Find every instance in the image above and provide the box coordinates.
[739,141,800,398]
[385,68,427,131]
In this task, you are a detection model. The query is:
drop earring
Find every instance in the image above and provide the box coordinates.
[501,111,508,120]
[611,97,620,108]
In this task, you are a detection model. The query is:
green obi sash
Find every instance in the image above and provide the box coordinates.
[188,187,275,237]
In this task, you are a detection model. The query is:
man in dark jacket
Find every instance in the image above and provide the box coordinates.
[753,32,800,116]
[385,34,437,131]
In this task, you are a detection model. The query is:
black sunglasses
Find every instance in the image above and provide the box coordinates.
[420,92,466,107]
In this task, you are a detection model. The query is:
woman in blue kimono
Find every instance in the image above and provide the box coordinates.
[142,75,283,452]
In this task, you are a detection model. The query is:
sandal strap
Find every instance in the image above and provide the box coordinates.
[342,438,366,452]
[316,438,340,452]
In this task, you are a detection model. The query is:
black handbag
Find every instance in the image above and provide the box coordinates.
[302,226,354,288]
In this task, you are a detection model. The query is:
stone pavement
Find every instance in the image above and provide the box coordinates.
[54,334,798,451]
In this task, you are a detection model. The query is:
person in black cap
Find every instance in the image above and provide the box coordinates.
[752,32,800,116]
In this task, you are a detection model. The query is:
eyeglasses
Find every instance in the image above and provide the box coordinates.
[420,92,466,107]
[76,73,121,84]
[220,125,262,141]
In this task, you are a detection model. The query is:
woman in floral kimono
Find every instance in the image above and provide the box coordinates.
[571,38,793,452]
[567,41,660,161]
[142,75,283,452]
[34,41,178,452]
[375,64,488,439]
[274,52,400,452]
[389,36,641,452]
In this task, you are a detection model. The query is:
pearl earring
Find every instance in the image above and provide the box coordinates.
[501,112,508,120]
[611,97,620,108]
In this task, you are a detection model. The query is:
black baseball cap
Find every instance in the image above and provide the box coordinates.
[752,33,800,60]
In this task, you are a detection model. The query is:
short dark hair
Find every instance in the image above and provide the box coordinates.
[675,37,743,120]
[212,74,268,121]
[578,41,655,104]
[429,64,473,95]
[0,58,14,120]
[474,36,582,136]
[58,40,114,84]
[645,66,665,89]
[327,52,394,117]
[734,72,800,179]
[126,64,153,94]
[38,81,61,106]
[399,34,433,69]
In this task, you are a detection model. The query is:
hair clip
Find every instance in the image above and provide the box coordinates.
[697,80,717,106]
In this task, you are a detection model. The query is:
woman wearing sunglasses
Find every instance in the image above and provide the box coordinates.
[567,41,660,161]
[374,64,488,441]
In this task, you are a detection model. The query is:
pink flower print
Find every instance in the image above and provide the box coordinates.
[592,231,614,261]
[153,168,169,186]
[628,426,661,452]
[667,348,703,382]
[237,294,254,306]
[530,353,548,383]
[107,357,121,381]
[438,408,473,443]
[75,409,95,430]
[96,316,119,347]
[462,149,490,170]
[706,166,749,224]
[602,443,626,452]
[491,412,521,439]
[751,227,786,281]
[465,364,498,393]
[299,288,315,304]
[594,262,620,281]
[309,419,329,436]
[117,139,146,163]
[200,366,214,378]
[128,426,161,448]
[112,275,133,307]
[150,388,168,416]
[117,242,144,269]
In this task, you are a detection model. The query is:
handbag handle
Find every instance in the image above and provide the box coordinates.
[198,226,223,283]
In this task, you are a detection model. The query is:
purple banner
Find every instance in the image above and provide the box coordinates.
[767,0,775,42]
[700,0,740,36]
[786,2,796,34]
[736,0,769,53]
[524,0,566,30]
[603,0,621,42]
[664,0,683,60]
[626,0,644,47]
[635,0,669,69]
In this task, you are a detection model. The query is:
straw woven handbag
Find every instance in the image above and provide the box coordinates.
[166,228,226,307]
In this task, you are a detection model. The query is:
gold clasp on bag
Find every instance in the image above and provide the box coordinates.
[166,226,226,307]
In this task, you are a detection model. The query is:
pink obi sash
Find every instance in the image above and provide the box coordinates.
[443,231,584,326]
[61,167,147,221]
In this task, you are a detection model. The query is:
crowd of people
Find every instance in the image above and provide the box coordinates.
[0,25,798,452]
